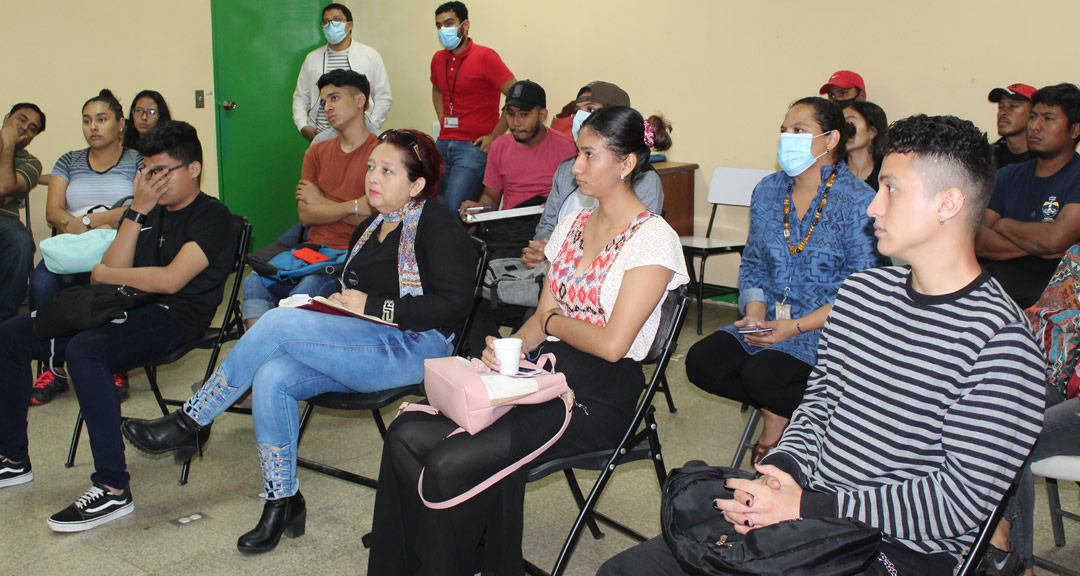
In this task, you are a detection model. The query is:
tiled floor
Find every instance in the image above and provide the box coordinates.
[2,298,1078,575]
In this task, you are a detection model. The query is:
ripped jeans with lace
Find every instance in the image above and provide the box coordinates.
[181,307,454,499]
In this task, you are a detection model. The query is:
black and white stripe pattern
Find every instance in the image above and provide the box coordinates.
[773,266,1045,562]
[314,52,352,131]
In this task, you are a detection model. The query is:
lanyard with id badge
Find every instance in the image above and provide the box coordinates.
[443,56,468,130]
[776,168,836,322]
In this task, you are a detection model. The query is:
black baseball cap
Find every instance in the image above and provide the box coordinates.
[504,80,546,111]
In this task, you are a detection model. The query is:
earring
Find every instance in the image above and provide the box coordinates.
[620,173,626,181]
[938,217,945,226]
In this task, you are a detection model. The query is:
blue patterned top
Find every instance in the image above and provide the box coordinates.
[720,162,883,365]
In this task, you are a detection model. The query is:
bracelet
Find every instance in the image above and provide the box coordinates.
[543,312,557,336]
[353,198,359,216]
[796,323,806,334]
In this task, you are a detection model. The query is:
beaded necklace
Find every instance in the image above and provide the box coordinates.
[782,166,837,255]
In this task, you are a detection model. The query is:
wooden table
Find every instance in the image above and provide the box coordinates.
[653,161,698,236]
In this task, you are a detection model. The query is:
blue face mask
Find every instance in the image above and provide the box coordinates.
[777,131,832,177]
[572,110,591,142]
[438,26,462,50]
[323,21,348,45]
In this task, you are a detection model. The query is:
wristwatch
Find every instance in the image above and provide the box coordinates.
[82,214,92,227]
[123,208,146,225]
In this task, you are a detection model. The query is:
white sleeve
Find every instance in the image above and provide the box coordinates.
[364,48,393,132]
[292,50,318,132]
[621,219,689,291]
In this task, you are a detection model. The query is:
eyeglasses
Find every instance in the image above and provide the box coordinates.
[378,129,423,165]
[321,17,348,26]
[133,108,159,118]
[147,163,187,178]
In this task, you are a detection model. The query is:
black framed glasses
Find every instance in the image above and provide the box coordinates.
[378,129,423,165]
[147,162,187,178]
[133,108,159,118]
[321,17,348,26]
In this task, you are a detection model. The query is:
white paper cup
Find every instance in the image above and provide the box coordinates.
[492,338,523,375]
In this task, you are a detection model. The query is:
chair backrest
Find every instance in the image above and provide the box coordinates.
[451,236,489,357]
[200,214,253,379]
[706,167,773,207]
[643,285,690,366]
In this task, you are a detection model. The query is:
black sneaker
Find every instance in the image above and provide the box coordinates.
[979,544,1023,576]
[47,483,134,532]
[30,370,69,406]
[0,456,32,488]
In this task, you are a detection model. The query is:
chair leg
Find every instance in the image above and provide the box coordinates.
[373,409,389,439]
[646,409,667,486]
[658,373,677,414]
[1047,477,1066,547]
[65,410,84,468]
[562,469,604,540]
[696,255,709,335]
[730,408,761,469]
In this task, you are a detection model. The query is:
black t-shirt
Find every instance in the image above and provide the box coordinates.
[993,137,1036,169]
[133,193,235,341]
[341,201,477,333]
[988,154,1080,222]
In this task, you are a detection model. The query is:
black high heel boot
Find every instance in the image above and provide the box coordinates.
[237,492,306,554]
[121,411,211,459]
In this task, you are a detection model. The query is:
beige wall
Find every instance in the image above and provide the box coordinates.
[354,0,1080,285]
[6,0,1080,284]
[3,0,217,252]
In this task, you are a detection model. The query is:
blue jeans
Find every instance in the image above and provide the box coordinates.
[0,307,186,489]
[0,216,34,321]
[240,272,338,321]
[436,139,488,213]
[182,307,454,499]
[28,260,90,312]
[1006,386,1080,568]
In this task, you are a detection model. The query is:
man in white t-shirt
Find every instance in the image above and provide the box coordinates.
[293,3,392,141]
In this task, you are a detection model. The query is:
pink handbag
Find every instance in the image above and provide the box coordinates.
[398,353,574,509]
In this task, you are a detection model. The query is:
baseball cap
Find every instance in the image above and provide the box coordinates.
[577,81,631,108]
[988,84,1037,103]
[504,80,546,111]
[819,70,865,94]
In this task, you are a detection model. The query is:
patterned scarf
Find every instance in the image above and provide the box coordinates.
[343,200,425,297]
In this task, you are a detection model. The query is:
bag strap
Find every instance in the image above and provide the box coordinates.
[416,388,574,510]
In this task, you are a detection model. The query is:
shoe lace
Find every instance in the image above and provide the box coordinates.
[33,371,57,389]
[74,485,106,510]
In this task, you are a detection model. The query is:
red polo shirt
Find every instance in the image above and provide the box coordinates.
[430,39,514,142]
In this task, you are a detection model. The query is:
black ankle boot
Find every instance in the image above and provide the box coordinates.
[120,411,210,458]
[237,492,306,554]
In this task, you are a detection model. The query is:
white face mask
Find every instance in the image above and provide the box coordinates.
[572,110,591,142]
[323,21,347,44]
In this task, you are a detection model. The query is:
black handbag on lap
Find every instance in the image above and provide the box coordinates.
[661,461,883,576]
[32,284,159,340]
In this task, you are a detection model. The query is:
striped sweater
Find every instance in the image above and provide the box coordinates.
[766,266,1045,566]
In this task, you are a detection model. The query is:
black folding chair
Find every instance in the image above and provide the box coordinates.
[523,287,691,576]
[66,214,252,485]
[293,237,488,488]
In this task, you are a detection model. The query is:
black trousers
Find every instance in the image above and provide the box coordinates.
[367,340,643,576]
[685,330,812,419]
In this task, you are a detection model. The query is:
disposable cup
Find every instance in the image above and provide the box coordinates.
[492,338,523,375]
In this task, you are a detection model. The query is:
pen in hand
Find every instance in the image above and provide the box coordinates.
[465,206,494,213]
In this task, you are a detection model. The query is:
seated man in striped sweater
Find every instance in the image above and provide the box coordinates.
[600,115,1046,575]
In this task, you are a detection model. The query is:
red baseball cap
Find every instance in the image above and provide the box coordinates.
[988,84,1037,103]
[819,70,865,95]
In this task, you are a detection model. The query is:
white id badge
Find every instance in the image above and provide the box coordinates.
[443,116,459,129]
[775,302,792,320]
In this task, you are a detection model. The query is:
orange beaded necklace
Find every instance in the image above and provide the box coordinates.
[783,166,837,256]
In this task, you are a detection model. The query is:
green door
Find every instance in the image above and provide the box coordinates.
[211,0,324,249]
